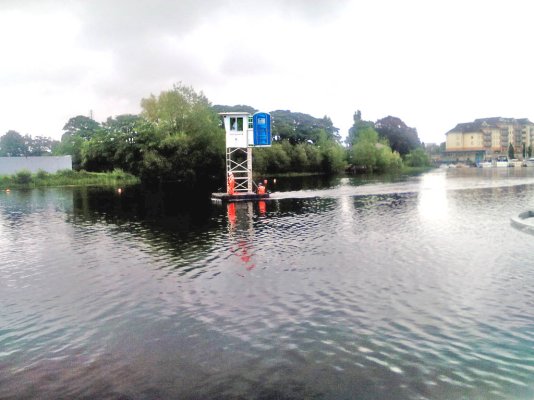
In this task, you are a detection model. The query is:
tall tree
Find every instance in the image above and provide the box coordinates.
[270,110,340,144]
[349,126,402,172]
[138,83,225,184]
[0,130,27,156]
[346,110,374,146]
[56,115,103,169]
[28,136,58,156]
[61,115,101,141]
[508,143,515,159]
[212,104,257,114]
[102,114,144,173]
[374,116,420,155]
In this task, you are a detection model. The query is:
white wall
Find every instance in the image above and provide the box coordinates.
[0,156,72,175]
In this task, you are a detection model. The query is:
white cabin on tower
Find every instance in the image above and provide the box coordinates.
[221,112,254,148]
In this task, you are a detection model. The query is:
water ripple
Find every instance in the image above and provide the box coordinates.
[3,175,534,399]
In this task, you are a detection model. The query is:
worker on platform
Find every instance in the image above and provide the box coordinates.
[257,181,266,195]
[227,172,235,195]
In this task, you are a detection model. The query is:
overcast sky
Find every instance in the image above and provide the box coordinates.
[2,0,534,144]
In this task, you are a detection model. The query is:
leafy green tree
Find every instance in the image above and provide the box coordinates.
[270,110,340,144]
[77,114,145,173]
[346,110,374,146]
[103,114,141,135]
[374,116,420,155]
[253,142,291,173]
[316,129,346,173]
[53,135,85,169]
[212,104,257,114]
[104,114,145,174]
[290,143,310,172]
[508,143,515,159]
[350,126,402,172]
[0,130,27,156]
[28,136,58,156]
[62,115,101,141]
[56,115,103,169]
[138,83,225,184]
[81,131,117,171]
[404,148,430,167]
[528,145,532,158]
[320,143,347,174]
[352,140,377,171]
[304,144,323,171]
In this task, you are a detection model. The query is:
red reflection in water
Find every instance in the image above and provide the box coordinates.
[226,202,260,273]
[258,200,266,216]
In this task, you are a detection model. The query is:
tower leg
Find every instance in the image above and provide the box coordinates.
[247,147,253,193]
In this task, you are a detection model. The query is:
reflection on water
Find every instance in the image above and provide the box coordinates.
[2,169,534,399]
[418,171,449,221]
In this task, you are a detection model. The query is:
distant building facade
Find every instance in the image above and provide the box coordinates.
[445,117,534,163]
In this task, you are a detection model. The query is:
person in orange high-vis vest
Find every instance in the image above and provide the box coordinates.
[227,172,235,195]
[257,182,266,195]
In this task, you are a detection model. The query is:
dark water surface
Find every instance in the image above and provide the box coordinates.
[2,168,534,399]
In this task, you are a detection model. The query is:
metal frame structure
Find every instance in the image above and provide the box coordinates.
[226,147,253,193]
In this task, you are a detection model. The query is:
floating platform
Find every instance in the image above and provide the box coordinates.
[211,192,270,203]
[511,210,534,235]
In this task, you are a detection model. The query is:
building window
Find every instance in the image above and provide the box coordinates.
[230,117,243,132]
[248,116,253,129]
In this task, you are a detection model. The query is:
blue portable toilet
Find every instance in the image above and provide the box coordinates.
[253,112,271,147]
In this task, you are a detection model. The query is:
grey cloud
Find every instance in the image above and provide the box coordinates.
[75,0,350,49]
[220,50,275,77]
[3,0,349,108]
[92,39,218,103]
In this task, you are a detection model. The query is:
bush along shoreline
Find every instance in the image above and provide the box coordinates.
[0,169,139,190]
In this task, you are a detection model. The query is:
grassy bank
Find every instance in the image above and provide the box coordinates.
[0,169,139,189]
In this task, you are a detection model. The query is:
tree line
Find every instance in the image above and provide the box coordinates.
[0,131,59,157]
[0,83,430,186]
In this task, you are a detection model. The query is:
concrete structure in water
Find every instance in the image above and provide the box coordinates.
[444,117,534,164]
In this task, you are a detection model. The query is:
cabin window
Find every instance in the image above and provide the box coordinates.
[230,117,244,132]
[248,116,253,129]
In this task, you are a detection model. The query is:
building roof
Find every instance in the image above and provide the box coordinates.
[447,122,484,134]
[218,112,251,116]
[447,117,534,135]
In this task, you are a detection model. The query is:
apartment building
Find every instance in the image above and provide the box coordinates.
[445,117,534,163]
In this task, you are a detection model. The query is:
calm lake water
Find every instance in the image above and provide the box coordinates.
[2,168,534,399]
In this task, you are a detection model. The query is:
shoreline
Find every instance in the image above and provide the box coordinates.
[0,169,139,190]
